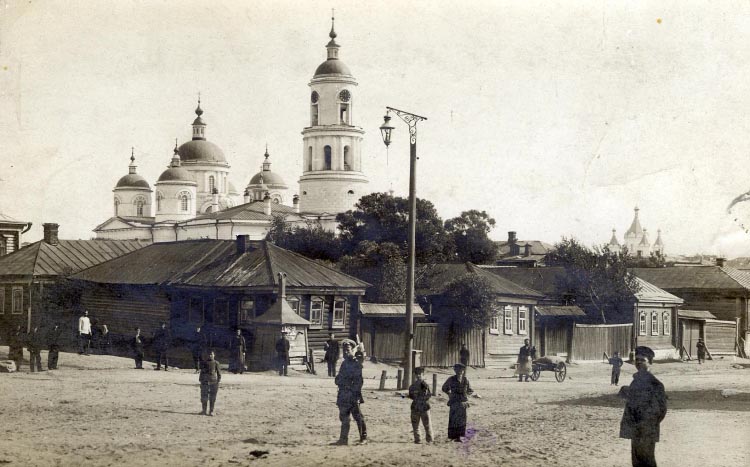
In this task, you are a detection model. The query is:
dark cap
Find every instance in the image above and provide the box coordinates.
[634,346,655,363]
[453,363,466,371]
[414,366,424,375]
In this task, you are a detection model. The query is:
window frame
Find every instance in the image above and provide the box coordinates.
[639,312,647,335]
[179,192,190,212]
[332,298,347,329]
[518,306,528,335]
[240,298,255,324]
[663,311,670,336]
[503,305,513,335]
[650,311,659,336]
[309,297,324,329]
[189,296,204,324]
[11,287,23,314]
[489,308,500,335]
[286,296,301,316]
[208,175,215,194]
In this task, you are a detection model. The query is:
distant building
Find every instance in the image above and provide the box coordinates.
[0,213,31,256]
[611,207,664,257]
[494,231,553,267]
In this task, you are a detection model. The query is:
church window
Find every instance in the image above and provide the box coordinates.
[344,146,351,170]
[324,146,332,170]
[311,103,319,126]
[307,147,313,171]
[179,192,190,212]
[135,198,145,217]
[209,176,215,193]
[114,199,120,216]
[156,192,164,212]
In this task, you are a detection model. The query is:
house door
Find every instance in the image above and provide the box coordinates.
[680,319,700,357]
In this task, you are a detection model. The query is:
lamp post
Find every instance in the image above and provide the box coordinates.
[380,107,427,389]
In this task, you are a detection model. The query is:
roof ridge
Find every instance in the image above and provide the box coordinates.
[266,241,369,287]
[30,240,45,276]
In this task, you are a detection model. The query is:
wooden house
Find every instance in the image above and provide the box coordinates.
[0,223,148,339]
[418,262,544,367]
[70,236,369,365]
[358,303,426,362]
[0,212,31,257]
[633,266,750,356]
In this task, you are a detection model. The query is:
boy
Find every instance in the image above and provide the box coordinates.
[609,351,624,385]
[199,349,221,416]
[408,366,433,444]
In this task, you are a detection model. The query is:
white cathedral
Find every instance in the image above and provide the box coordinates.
[607,206,664,257]
[94,18,368,242]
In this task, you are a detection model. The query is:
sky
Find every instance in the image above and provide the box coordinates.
[1,0,750,257]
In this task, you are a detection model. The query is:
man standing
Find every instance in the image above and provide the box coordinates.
[516,339,535,382]
[459,343,470,367]
[27,326,44,372]
[229,328,246,374]
[132,328,144,369]
[332,341,367,445]
[324,333,340,377]
[78,310,92,355]
[619,346,668,467]
[190,326,207,372]
[275,331,290,376]
[153,322,171,371]
[609,351,624,386]
[696,338,707,364]
[47,324,62,370]
[199,349,221,416]
[408,366,433,444]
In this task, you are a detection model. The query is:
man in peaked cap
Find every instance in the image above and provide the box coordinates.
[332,340,367,445]
[619,346,667,467]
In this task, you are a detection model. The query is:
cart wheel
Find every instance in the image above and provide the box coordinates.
[555,362,567,382]
[531,368,540,381]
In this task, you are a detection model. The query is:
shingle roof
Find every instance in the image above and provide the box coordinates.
[418,263,543,298]
[0,239,149,278]
[360,303,425,318]
[72,240,369,291]
[632,266,750,292]
[633,277,683,304]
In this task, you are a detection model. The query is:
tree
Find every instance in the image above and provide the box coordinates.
[339,241,407,303]
[336,192,454,265]
[431,273,496,331]
[266,215,342,262]
[547,238,640,323]
[445,210,498,264]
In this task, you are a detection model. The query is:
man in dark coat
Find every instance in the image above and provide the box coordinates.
[619,346,667,467]
[190,326,208,372]
[696,338,707,364]
[27,326,44,372]
[46,324,62,370]
[132,328,145,369]
[199,349,221,416]
[275,332,290,376]
[332,341,367,445]
[9,325,25,371]
[517,339,536,382]
[324,333,340,377]
[229,328,246,374]
[609,351,624,385]
[153,322,171,371]
[459,343,470,367]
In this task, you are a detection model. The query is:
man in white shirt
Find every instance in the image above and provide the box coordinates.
[78,310,92,355]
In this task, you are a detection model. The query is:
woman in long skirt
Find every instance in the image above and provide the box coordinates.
[442,363,473,441]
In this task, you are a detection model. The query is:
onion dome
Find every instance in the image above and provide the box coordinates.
[639,228,651,246]
[177,98,227,163]
[115,148,151,189]
[608,229,620,247]
[654,229,664,247]
[158,142,196,183]
[313,14,353,78]
[625,206,643,237]
[248,147,288,186]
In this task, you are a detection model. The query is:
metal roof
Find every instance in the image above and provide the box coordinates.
[418,263,543,299]
[72,240,369,291]
[360,303,425,318]
[480,267,566,296]
[185,201,302,223]
[536,305,586,317]
[632,277,684,304]
[495,240,553,257]
[255,298,311,326]
[0,239,149,278]
[678,310,717,320]
[632,266,750,292]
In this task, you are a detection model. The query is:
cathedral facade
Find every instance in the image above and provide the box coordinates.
[95,18,367,242]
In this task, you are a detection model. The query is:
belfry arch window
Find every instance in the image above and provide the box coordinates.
[343,146,352,170]
[307,147,313,172]
[324,146,332,170]
[208,176,215,193]
[311,91,319,126]
[339,89,351,124]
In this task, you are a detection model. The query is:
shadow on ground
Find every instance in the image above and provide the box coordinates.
[548,390,750,412]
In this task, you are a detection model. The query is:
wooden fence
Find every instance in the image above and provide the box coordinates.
[414,323,485,367]
[571,323,632,361]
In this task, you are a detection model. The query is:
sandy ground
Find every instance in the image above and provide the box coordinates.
[0,347,748,467]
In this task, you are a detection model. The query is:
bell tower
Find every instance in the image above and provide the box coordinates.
[298,15,368,216]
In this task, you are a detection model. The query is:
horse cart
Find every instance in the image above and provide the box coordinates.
[530,358,567,382]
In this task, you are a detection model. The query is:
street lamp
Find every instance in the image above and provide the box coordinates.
[379,107,427,389]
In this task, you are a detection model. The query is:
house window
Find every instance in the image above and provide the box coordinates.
[209,176,215,193]
[650,312,659,336]
[215,299,229,325]
[518,306,528,335]
[489,309,500,334]
[639,312,647,335]
[503,305,513,335]
[663,311,670,335]
[189,297,204,324]
[333,299,347,328]
[287,296,301,316]
[11,287,23,314]
[310,298,323,328]
[324,146,332,170]
[0,287,4,313]
[240,298,254,324]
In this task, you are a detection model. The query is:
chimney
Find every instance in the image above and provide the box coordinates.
[243,188,251,204]
[524,243,532,257]
[277,272,287,299]
[264,192,272,216]
[292,194,300,213]
[211,187,220,212]
[236,234,250,255]
[716,257,725,267]
[43,223,59,245]
[508,231,517,244]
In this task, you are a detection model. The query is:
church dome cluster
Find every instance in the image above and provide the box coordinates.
[608,207,664,257]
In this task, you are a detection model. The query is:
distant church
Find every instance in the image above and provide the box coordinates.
[95,17,368,241]
[607,207,664,257]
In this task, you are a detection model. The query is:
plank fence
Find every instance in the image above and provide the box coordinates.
[571,323,632,361]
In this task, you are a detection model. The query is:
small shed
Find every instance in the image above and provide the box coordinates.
[250,273,311,371]
[535,305,586,358]
[678,309,715,358]
[359,303,425,362]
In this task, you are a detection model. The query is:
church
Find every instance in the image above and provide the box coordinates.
[607,206,664,257]
[94,18,368,242]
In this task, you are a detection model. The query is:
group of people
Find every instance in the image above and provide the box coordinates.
[77,310,112,356]
[5,323,63,372]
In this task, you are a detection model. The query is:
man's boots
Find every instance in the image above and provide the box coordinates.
[201,402,207,415]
